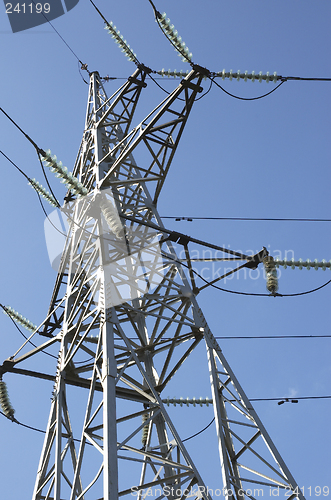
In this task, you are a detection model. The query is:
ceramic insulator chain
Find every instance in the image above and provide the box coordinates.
[0,380,15,419]
[157,69,190,78]
[41,150,88,198]
[141,413,149,445]
[263,256,279,294]
[99,199,124,239]
[28,178,59,208]
[100,198,124,239]
[162,397,213,407]
[275,259,331,271]
[157,12,192,62]
[104,22,137,63]
[216,70,278,83]
[3,305,38,333]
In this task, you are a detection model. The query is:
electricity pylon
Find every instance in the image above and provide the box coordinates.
[2,68,305,500]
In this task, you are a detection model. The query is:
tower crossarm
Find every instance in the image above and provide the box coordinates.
[99,68,204,205]
[71,68,148,191]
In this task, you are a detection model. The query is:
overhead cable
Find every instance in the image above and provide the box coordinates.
[0,149,60,208]
[215,334,331,340]
[0,109,86,202]
[2,306,38,334]
[0,304,57,360]
[163,395,331,408]
[147,0,330,103]
[212,77,285,101]
[2,395,330,440]
[89,0,140,65]
[163,251,331,298]
[29,0,89,82]
[161,216,331,222]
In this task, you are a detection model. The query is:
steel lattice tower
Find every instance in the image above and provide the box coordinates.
[2,68,305,500]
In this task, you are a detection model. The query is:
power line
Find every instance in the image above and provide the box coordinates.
[0,149,31,181]
[212,77,285,101]
[163,251,331,298]
[0,304,58,360]
[88,0,141,66]
[252,396,331,402]
[214,335,331,340]
[164,396,331,407]
[161,216,331,222]
[0,411,93,446]
[0,150,328,299]
[146,0,331,105]
[0,150,60,226]
[0,148,60,209]
[2,115,330,299]
[182,417,215,443]
[0,107,39,150]
[2,148,329,227]
[29,0,89,82]
[2,395,330,440]
[283,76,331,82]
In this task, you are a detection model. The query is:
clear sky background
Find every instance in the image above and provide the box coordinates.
[0,0,330,498]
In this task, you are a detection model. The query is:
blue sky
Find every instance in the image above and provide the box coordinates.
[0,0,330,497]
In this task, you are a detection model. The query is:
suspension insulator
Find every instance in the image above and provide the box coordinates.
[157,12,193,62]
[3,305,37,333]
[41,149,88,198]
[274,258,331,271]
[100,198,123,239]
[162,397,212,407]
[104,22,137,63]
[0,380,15,420]
[216,70,278,83]
[141,413,149,445]
[263,256,279,294]
[157,69,190,78]
[28,178,59,208]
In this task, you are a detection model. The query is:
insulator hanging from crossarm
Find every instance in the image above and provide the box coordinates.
[0,379,15,420]
[99,197,124,239]
[141,413,149,446]
[28,178,59,208]
[157,69,190,78]
[162,397,213,407]
[263,256,279,295]
[3,305,38,333]
[275,258,331,271]
[40,149,88,198]
[157,12,193,62]
[104,22,137,63]
[216,69,279,83]
[157,69,279,82]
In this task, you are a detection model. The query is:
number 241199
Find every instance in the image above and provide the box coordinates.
[6,3,51,14]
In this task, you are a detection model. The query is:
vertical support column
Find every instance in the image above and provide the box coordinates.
[206,344,235,500]
[54,379,63,500]
[205,328,306,500]
[102,306,118,498]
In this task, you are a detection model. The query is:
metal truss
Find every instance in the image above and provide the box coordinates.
[1,69,305,500]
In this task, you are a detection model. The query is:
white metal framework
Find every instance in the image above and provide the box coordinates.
[1,68,305,500]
